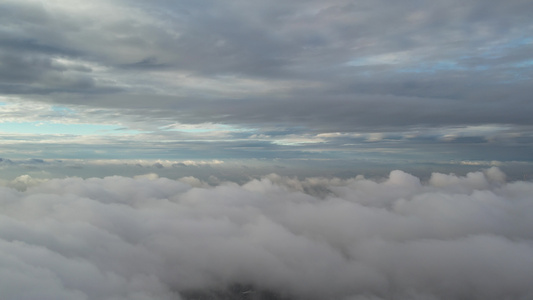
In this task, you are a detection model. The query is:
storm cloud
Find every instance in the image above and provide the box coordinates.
[1,167,532,299]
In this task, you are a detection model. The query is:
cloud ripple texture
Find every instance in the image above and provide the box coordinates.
[1,167,532,300]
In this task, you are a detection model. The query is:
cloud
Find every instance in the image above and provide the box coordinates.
[0,0,532,164]
[1,167,532,299]
[2,0,532,127]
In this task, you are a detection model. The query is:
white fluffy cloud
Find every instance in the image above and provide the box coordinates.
[1,167,532,299]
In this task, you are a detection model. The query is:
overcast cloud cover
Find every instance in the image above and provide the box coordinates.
[0,0,532,171]
[1,167,533,299]
[1,1,533,299]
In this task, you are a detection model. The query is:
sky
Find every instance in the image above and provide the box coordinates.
[0,0,532,179]
[2,1,533,299]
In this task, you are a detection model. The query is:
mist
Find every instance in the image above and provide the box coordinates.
[1,167,532,299]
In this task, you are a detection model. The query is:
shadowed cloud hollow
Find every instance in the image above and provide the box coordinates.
[1,167,532,299]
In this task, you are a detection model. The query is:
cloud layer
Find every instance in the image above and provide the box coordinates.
[1,0,532,164]
[1,167,532,299]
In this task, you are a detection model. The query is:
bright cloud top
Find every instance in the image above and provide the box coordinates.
[1,167,532,299]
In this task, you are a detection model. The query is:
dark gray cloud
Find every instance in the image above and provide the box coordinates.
[3,0,532,108]
[1,168,533,299]
[0,0,532,164]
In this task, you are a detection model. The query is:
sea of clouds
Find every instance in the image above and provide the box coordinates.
[1,167,532,300]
